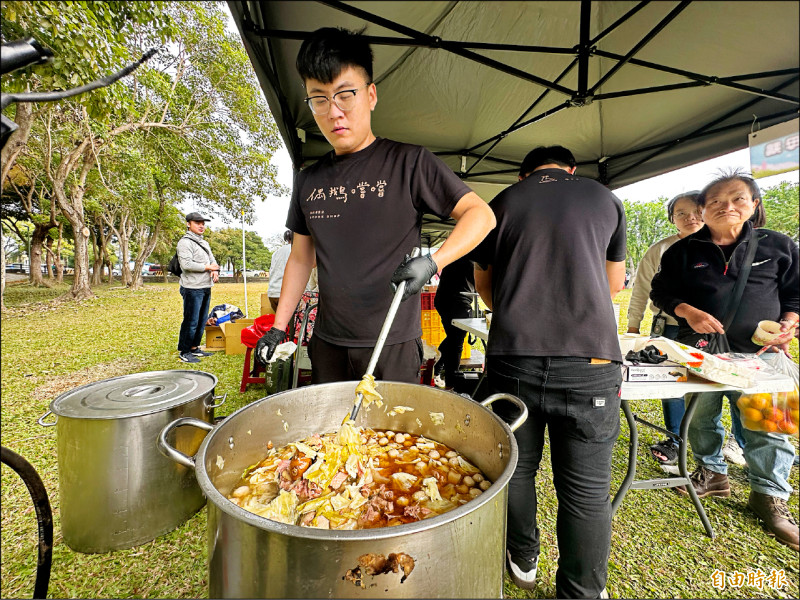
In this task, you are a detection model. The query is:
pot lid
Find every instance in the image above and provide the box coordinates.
[49,370,217,419]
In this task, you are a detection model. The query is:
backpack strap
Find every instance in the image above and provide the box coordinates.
[181,235,212,261]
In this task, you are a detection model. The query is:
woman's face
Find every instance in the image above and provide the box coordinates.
[701,180,758,232]
[671,197,703,236]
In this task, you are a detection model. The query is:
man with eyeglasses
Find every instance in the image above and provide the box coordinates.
[255,27,495,385]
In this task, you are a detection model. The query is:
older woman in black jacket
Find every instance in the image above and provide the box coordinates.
[650,171,799,551]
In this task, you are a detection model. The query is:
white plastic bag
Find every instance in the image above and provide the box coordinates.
[771,352,799,390]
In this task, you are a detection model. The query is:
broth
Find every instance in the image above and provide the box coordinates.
[226,423,492,530]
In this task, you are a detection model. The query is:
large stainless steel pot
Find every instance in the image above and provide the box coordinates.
[38,370,225,553]
[159,381,526,598]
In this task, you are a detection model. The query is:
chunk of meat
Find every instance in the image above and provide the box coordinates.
[350,553,416,584]
[358,553,388,575]
[388,553,415,582]
[369,495,393,514]
[291,479,323,502]
[330,470,348,490]
[359,504,380,524]
[315,515,330,529]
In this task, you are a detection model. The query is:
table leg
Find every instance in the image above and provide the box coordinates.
[680,392,715,539]
[612,399,638,515]
[471,338,489,398]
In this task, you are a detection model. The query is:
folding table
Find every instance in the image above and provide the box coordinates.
[451,317,795,538]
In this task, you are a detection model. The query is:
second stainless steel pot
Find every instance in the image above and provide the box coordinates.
[39,370,225,553]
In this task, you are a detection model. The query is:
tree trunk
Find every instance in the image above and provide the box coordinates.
[0,103,34,185]
[54,223,64,284]
[45,236,55,280]
[127,180,166,291]
[89,226,103,287]
[50,144,95,301]
[104,209,135,287]
[1,228,6,311]
[29,222,52,287]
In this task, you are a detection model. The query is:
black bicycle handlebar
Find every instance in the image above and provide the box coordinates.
[0,46,157,110]
[1,37,157,148]
[0,38,54,75]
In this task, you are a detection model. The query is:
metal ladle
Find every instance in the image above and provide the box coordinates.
[348,247,422,422]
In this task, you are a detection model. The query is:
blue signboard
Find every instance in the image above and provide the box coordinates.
[749,119,799,179]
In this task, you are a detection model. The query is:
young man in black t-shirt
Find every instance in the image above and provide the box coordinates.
[472,146,626,599]
[255,27,495,384]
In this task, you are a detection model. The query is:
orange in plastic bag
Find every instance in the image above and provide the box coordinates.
[738,388,799,437]
[738,353,800,437]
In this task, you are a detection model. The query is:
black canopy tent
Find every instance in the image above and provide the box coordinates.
[228,0,799,244]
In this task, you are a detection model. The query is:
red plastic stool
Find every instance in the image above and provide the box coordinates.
[240,347,266,392]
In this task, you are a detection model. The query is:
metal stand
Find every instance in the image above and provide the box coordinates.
[612,393,715,538]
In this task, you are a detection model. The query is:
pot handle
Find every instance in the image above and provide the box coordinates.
[37,410,58,427]
[480,393,528,432]
[158,417,214,470]
[206,392,227,410]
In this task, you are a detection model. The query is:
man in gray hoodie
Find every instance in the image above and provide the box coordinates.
[177,212,220,363]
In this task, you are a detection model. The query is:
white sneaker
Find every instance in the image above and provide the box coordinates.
[433,373,447,389]
[506,550,538,590]
[600,588,610,598]
[723,437,746,466]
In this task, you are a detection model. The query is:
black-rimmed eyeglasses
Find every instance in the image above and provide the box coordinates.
[304,84,369,116]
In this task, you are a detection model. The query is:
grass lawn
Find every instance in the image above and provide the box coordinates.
[1,282,798,599]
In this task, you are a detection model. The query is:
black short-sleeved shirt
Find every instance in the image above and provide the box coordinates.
[287,137,472,346]
[472,168,627,362]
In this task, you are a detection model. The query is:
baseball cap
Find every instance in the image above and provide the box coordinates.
[185,212,211,222]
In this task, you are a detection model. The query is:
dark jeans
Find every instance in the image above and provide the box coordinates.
[308,335,424,384]
[488,356,622,599]
[435,301,472,386]
[178,286,211,353]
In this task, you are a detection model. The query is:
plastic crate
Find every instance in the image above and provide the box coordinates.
[421,326,432,344]
[421,309,433,328]
[461,343,471,359]
[421,292,435,310]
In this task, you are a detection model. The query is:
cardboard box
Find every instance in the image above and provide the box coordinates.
[204,326,225,351]
[260,292,275,316]
[623,361,688,382]
[220,318,256,355]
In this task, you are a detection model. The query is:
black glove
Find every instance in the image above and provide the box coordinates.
[390,254,438,302]
[625,345,667,365]
[255,327,287,365]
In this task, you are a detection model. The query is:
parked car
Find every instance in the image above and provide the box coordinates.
[146,264,165,276]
